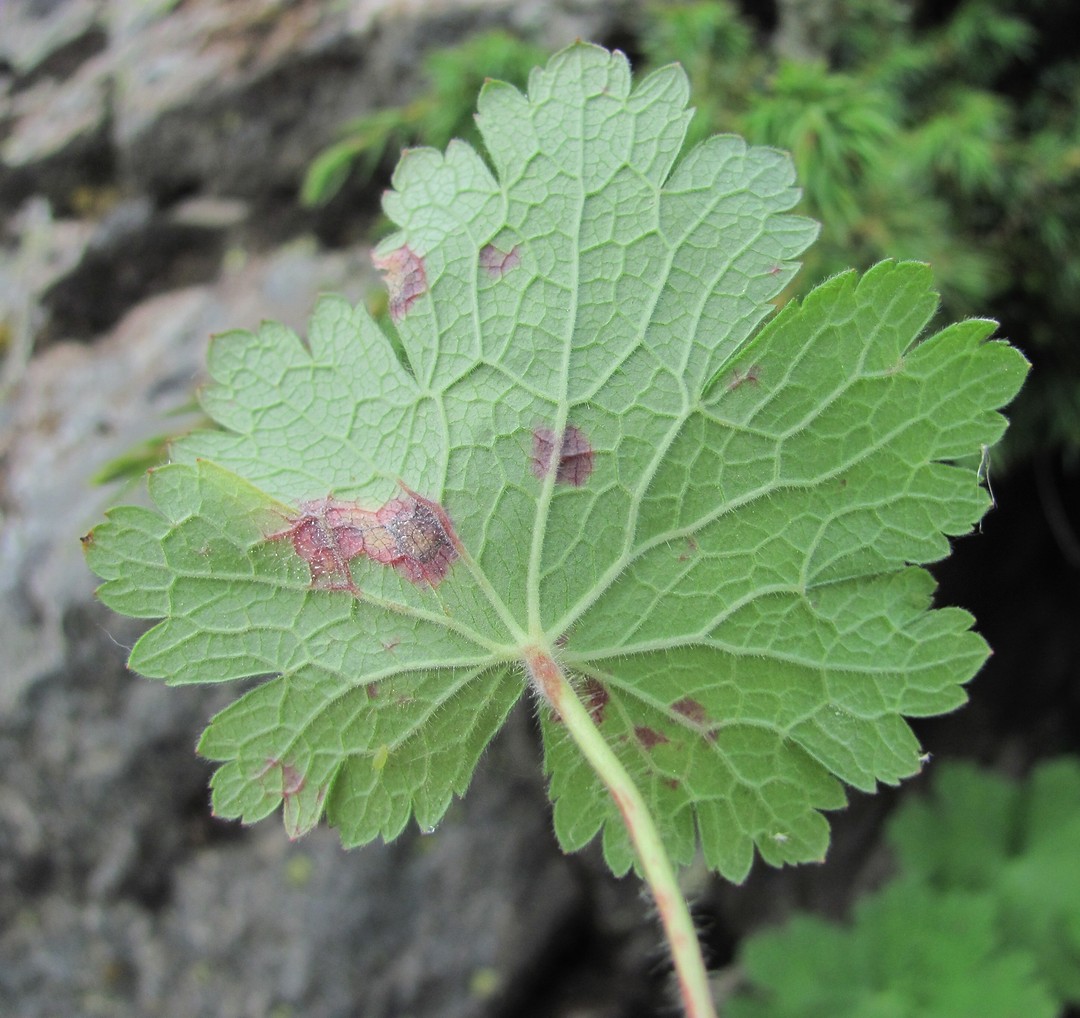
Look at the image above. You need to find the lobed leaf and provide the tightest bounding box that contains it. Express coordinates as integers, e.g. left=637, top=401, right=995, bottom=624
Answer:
left=85, top=44, right=1028, bottom=881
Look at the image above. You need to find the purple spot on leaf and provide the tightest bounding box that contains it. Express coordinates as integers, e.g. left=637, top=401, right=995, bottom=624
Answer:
left=479, top=243, right=521, bottom=277
left=531, top=424, right=594, bottom=486
left=671, top=697, right=720, bottom=741
left=677, top=537, right=699, bottom=562
left=372, top=245, right=427, bottom=322
left=270, top=483, right=459, bottom=591
left=280, top=762, right=305, bottom=796
left=257, top=757, right=306, bottom=796
left=371, top=484, right=459, bottom=586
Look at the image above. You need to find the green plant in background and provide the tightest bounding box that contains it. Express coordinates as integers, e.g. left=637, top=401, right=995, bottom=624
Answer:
left=634, top=0, right=762, bottom=147
left=730, top=758, right=1080, bottom=1016
left=730, top=879, right=1060, bottom=1018
left=86, top=44, right=1028, bottom=1017
left=639, top=0, right=1079, bottom=460
left=301, top=29, right=547, bottom=206
left=888, top=757, right=1080, bottom=1005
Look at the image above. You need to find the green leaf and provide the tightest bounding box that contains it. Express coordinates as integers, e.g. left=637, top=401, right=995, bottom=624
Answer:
left=728, top=879, right=1060, bottom=1018
left=84, top=44, right=1028, bottom=881
left=888, top=758, right=1080, bottom=1002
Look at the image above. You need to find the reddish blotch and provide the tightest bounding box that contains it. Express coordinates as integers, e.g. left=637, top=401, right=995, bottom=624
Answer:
left=479, top=243, right=521, bottom=277
left=372, top=244, right=427, bottom=322
left=256, top=757, right=305, bottom=795
left=271, top=483, right=459, bottom=591
left=532, top=424, right=594, bottom=486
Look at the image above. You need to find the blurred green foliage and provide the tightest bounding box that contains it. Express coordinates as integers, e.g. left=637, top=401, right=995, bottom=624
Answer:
left=729, top=758, right=1080, bottom=1017
left=888, top=757, right=1080, bottom=1004
left=301, top=30, right=546, bottom=206
left=304, top=0, right=1080, bottom=466
left=730, top=881, right=1059, bottom=1018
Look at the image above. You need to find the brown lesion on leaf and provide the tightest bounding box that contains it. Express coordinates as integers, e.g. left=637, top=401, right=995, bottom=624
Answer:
left=269, top=482, right=460, bottom=592
left=531, top=424, right=595, bottom=486
left=670, top=697, right=720, bottom=742
left=580, top=677, right=609, bottom=725
left=372, top=244, right=427, bottom=322
left=671, top=698, right=708, bottom=725
left=634, top=725, right=669, bottom=749
left=478, top=243, right=521, bottom=277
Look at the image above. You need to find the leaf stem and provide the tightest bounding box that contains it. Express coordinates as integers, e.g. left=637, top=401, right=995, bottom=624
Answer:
left=523, top=647, right=717, bottom=1018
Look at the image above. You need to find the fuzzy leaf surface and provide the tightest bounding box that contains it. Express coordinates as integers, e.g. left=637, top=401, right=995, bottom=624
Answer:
left=85, top=44, right=1028, bottom=881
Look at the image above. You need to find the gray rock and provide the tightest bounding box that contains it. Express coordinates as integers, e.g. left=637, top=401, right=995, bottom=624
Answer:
left=1, top=692, right=589, bottom=1018
left=0, top=241, right=374, bottom=712
left=0, top=0, right=106, bottom=78
left=0, top=49, right=111, bottom=171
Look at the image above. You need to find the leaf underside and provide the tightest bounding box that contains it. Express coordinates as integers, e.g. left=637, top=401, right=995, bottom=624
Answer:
left=85, top=44, right=1028, bottom=882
